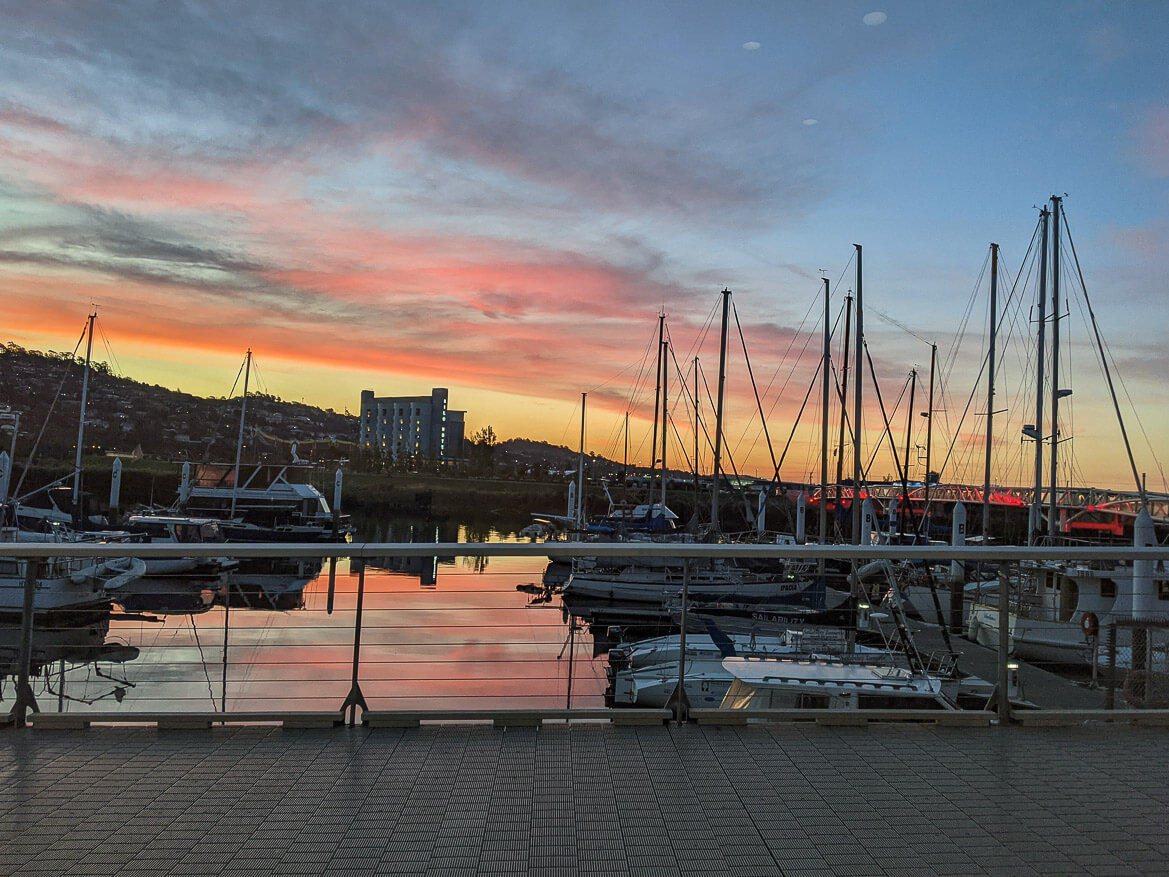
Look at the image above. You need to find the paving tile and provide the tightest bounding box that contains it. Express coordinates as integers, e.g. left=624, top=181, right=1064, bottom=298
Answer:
left=8, top=724, right=1169, bottom=876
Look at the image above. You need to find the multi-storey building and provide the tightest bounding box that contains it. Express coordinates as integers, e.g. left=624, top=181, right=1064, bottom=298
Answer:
left=358, top=388, right=465, bottom=462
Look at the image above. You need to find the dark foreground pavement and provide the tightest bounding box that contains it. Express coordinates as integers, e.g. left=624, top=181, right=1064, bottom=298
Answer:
left=2, top=722, right=1165, bottom=876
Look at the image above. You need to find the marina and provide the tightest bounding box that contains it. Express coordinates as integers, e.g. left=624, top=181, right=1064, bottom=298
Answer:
left=5, top=533, right=1169, bottom=877
left=4, top=2, right=1169, bottom=873
left=4, top=533, right=1166, bottom=723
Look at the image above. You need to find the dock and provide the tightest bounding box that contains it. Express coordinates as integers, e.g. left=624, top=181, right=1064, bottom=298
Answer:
left=4, top=720, right=1167, bottom=876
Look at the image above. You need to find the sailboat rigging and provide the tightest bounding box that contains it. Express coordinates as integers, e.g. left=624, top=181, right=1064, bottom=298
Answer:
left=71, top=312, right=96, bottom=526
left=230, top=349, right=252, bottom=520
left=709, top=289, right=730, bottom=532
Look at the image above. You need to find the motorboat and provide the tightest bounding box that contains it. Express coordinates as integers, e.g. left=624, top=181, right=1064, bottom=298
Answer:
left=607, top=629, right=887, bottom=709
left=175, top=462, right=351, bottom=541
left=720, top=654, right=961, bottom=710
left=120, top=513, right=238, bottom=579
left=0, top=529, right=145, bottom=614
left=966, top=559, right=1169, bottom=666
left=563, top=558, right=820, bottom=605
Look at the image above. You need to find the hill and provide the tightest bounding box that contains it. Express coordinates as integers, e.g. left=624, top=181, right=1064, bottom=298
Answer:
left=0, top=342, right=624, bottom=476
left=0, top=342, right=356, bottom=466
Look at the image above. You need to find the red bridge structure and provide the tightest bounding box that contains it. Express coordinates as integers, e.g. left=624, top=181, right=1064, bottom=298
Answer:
left=797, top=482, right=1169, bottom=541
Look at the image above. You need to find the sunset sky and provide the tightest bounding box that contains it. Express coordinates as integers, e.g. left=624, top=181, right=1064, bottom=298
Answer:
left=2, top=1, right=1166, bottom=491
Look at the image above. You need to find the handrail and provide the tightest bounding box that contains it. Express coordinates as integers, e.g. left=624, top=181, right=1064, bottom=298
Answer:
left=5, top=539, right=1169, bottom=730
left=2, top=541, right=1168, bottom=562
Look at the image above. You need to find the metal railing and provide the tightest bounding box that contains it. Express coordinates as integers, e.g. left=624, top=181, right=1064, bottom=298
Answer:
left=5, top=540, right=1169, bottom=729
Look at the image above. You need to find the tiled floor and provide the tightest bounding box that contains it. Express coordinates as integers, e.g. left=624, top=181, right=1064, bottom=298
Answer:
left=1, top=722, right=1166, bottom=875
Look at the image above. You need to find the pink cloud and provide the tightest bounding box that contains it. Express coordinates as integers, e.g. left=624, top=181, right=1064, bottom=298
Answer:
left=1135, top=105, right=1169, bottom=178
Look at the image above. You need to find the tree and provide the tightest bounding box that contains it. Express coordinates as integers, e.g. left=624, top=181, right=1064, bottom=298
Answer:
left=469, top=425, right=498, bottom=475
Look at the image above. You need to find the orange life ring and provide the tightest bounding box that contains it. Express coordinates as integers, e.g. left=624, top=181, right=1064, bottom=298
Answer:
left=1081, top=612, right=1099, bottom=638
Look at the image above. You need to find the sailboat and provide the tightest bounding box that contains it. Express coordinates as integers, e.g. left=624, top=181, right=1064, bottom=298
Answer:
left=158, top=350, right=351, bottom=542
left=7, top=314, right=111, bottom=533
left=563, top=556, right=823, bottom=605
left=1, top=316, right=148, bottom=612
left=716, top=581, right=969, bottom=711
left=606, top=625, right=885, bottom=708
left=964, top=197, right=1168, bottom=667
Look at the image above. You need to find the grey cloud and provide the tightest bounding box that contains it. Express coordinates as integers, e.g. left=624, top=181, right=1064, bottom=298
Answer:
left=0, top=1, right=842, bottom=222
left=0, top=196, right=352, bottom=319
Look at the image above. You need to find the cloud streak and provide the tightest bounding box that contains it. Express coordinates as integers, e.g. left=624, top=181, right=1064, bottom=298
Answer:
left=0, top=1, right=1166, bottom=488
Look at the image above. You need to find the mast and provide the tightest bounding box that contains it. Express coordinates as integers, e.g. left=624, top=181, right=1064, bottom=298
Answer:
left=693, top=356, right=700, bottom=505
left=834, top=292, right=853, bottom=492
left=819, top=277, right=830, bottom=563
left=709, top=289, right=731, bottom=532
left=650, top=312, right=664, bottom=501
left=982, top=243, right=998, bottom=543
left=1029, top=207, right=1050, bottom=545
left=230, top=349, right=252, bottom=519
left=72, top=312, right=96, bottom=524
left=901, top=368, right=917, bottom=540
left=577, top=392, right=586, bottom=528
left=852, top=244, right=864, bottom=544
left=920, top=343, right=936, bottom=537
left=622, top=411, right=629, bottom=504
left=1048, top=195, right=1064, bottom=538
left=660, top=338, right=668, bottom=513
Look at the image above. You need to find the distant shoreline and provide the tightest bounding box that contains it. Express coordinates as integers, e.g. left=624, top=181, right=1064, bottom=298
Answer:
left=19, top=457, right=573, bottom=528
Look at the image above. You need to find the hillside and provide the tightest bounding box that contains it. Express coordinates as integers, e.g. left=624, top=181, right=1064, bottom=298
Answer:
left=0, top=343, right=623, bottom=476
left=0, top=343, right=355, bottom=466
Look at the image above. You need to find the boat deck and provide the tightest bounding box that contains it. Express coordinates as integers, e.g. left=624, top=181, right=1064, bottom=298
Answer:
left=905, top=615, right=1109, bottom=709
left=3, top=720, right=1165, bottom=876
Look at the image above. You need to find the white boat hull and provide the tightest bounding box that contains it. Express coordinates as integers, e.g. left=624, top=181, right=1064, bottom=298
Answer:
left=0, top=556, right=145, bottom=614
left=966, top=602, right=1096, bottom=665
left=721, top=655, right=958, bottom=709
left=565, top=568, right=815, bottom=605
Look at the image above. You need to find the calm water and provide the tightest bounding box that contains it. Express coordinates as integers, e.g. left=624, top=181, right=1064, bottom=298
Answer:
left=6, top=519, right=610, bottom=714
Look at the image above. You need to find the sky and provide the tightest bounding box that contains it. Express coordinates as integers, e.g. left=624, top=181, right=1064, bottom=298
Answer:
left=1, top=0, right=1167, bottom=492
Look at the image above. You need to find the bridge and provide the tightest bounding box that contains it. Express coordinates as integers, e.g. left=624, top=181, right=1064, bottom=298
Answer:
left=795, top=482, right=1169, bottom=528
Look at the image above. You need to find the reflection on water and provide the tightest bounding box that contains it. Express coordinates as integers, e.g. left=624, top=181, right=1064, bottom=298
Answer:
left=115, top=576, right=221, bottom=615
left=5, top=516, right=604, bottom=714
left=0, top=611, right=140, bottom=709
left=225, top=557, right=324, bottom=610
left=355, top=515, right=495, bottom=582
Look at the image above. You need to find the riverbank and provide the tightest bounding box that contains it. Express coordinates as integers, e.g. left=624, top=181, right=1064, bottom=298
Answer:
left=19, top=457, right=574, bottom=525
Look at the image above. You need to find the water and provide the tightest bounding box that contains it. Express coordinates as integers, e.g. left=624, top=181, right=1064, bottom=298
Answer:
left=5, top=520, right=609, bottom=715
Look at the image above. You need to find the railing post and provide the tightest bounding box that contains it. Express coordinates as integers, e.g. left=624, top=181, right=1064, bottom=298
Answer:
left=565, top=615, right=576, bottom=709
left=326, top=556, right=337, bottom=615
left=1105, top=623, right=1117, bottom=709
left=994, top=566, right=1012, bottom=723
left=11, top=558, right=41, bottom=727
left=221, top=586, right=231, bottom=713
left=672, top=558, right=691, bottom=724
left=341, top=557, right=368, bottom=725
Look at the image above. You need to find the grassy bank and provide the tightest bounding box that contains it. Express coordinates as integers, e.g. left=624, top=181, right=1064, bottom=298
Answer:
left=17, top=456, right=571, bottom=526
left=340, top=471, right=569, bottom=522
left=23, top=457, right=764, bottom=534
